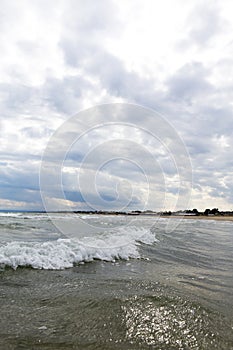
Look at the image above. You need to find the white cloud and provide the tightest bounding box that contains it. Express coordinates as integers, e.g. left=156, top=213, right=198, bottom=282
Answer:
left=1, top=0, right=233, bottom=211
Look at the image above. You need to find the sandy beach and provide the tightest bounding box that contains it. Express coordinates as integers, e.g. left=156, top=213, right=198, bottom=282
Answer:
left=162, top=215, right=233, bottom=222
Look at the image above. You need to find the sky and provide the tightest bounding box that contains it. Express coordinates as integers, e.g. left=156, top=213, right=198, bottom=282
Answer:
left=1, top=0, right=233, bottom=212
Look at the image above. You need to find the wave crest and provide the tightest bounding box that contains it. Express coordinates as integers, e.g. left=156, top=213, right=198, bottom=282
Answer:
left=0, top=227, right=157, bottom=270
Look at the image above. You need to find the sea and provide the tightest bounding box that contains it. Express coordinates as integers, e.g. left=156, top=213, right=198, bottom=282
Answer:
left=0, top=212, right=232, bottom=350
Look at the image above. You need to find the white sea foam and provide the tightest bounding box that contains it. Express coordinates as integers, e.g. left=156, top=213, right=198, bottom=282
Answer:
left=0, top=227, right=157, bottom=270
left=0, top=212, right=22, bottom=218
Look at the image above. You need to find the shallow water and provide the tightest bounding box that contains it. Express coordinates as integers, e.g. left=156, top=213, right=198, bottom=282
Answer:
left=0, top=213, right=232, bottom=349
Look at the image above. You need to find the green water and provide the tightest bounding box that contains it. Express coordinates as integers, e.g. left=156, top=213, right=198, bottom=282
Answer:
left=0, top=260, right=232, bottom=350
left=0, top=214, right=233, bottom=349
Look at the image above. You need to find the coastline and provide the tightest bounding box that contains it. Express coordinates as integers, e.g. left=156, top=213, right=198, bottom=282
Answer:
left=1, top=210, right=233, bottom=222
left=161, top=215, right=233, bottom=222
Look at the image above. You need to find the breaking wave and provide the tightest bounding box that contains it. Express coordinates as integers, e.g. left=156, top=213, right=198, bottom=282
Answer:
left=0, top=227, right=157, bottom=270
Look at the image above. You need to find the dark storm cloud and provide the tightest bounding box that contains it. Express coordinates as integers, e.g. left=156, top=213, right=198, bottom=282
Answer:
left=0, top=162, right=39, bottom=192
left=0, top=161, right=43, bottom=208
left=0, top=186, right=41, bottom=204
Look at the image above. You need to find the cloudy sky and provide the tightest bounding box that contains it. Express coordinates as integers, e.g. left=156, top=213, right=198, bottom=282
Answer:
left=1, top=0, right=233, bottom=212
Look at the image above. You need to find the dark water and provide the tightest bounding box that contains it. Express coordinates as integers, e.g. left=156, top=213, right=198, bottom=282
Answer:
left=0, top=213, right=232, bottom=349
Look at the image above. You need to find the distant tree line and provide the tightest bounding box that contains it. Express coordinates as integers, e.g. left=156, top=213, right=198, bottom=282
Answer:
left=70, top=208, right=233, bottom=216
left=184, top=208, right=233, bottom=216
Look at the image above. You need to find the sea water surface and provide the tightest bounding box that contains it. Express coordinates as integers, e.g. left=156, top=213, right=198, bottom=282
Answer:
left=0, top=212, right=232, bottom=349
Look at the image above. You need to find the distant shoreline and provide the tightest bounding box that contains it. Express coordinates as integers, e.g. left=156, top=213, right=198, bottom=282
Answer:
left=161, top=215, right=233, bottom=222
left=1, top=210, right=233, bottom=222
